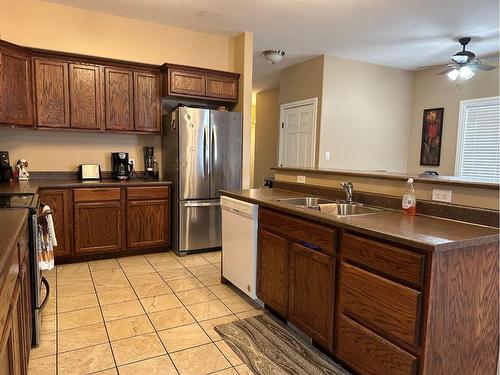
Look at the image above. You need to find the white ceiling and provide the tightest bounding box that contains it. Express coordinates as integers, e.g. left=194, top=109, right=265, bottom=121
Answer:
left=44, top=0, right=500, bottom=92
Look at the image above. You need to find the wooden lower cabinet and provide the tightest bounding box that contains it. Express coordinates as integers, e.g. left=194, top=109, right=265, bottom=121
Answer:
left=126, top=199, right=169, bottom=248
left=256, top=229, right=289, bottom=316
left=38, top=189, right=72, bottom=257
left=288, top=242, right=335, bottom=351
left=74, top=201, right=123, bottom=254
left=338, top=315, right=417, bottom=375
left=0, top=284, right=23, bottom=375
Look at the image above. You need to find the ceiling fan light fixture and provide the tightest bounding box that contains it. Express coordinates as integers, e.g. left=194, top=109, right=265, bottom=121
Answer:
left=451, top=53, right=469, bottom=64
left=447, top=68, right=459, bottom=80
left=262, top=49, right=285, bottom=64
left=459, top=66, right=475, bottom=80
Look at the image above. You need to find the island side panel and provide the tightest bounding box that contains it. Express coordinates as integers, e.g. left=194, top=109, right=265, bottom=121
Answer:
left=423, top=242, right=499, bottom=375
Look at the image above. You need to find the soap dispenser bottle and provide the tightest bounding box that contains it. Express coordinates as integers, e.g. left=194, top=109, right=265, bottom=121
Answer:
left=402, top=178, right=416, bottom=216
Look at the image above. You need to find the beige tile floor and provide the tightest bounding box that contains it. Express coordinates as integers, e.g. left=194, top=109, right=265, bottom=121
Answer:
left=29, top=250, right=262, bottom=375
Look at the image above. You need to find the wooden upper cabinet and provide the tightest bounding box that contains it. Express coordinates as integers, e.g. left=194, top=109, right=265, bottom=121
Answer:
left=104, top=67, right=134, bottom=131
left=206, top=75, right=238, bottom=101
left=134, top=71, right=160, bottom=133
left=170, top=69, right=206, bottom=97
left=162, top=64, right=239, bottom=104
left=69, top=63, right=102, bottom=130
left=34, top=58, right=70, bottom=128
left=0, top=46, right=33, bottom=126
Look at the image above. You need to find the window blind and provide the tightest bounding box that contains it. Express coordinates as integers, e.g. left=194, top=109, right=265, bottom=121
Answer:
left=457, top=97, right=500, bottom=182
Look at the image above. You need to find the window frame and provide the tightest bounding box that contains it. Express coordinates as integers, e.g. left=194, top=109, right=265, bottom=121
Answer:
left=454, top=96, right=500, bottom=180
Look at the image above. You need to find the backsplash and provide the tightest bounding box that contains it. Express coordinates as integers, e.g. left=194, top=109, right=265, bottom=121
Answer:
left=0, top=127, right=161, bottom=173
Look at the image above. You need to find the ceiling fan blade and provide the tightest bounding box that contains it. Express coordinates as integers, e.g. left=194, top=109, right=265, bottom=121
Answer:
left=438, top=67, right=456, bottom=75
left=469, top=62, right=496, bottom=71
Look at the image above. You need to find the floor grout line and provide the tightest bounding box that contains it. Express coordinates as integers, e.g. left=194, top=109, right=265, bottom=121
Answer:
left=34, top=251, right=256, bottom=375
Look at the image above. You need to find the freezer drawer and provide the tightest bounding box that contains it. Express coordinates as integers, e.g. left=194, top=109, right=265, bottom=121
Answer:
left=179, top=200, right=221, bottom=252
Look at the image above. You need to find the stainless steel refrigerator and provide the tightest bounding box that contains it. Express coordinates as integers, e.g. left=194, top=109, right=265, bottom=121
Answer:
left=162, top=106, right=243, bottom=255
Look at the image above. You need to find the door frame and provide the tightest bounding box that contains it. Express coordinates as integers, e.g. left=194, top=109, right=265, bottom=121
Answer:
left=278, top=97, right=318, bottom=167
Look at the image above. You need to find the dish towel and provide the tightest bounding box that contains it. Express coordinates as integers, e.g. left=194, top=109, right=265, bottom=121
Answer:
left=38, top=205, right=56, bottom=271
left=319, top=203, right=338, bottom=215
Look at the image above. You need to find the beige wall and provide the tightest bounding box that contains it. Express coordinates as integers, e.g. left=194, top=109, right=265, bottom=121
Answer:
left=275, top=171, right=499, bottom=210
left=0, top=0, right=234, bottom=70
left=0, top=127, right=161, bottom=172
left=319, top=55, right=413, bottom=173
left=407, top=61, right=500, bottom=175
left=254, top=88, right=280, bottom=187
left=279, top=56, right=324, bottom=165
left=233, top=32, right=254, bottom=189
left=0, top=0, right=252, bottom=176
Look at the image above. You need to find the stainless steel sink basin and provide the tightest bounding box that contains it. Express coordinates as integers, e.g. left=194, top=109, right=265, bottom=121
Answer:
left=276, top=197, right=336, bottom=208
left=333, top=203, right=385, bottom=215
left=277, top=197, right=387, bottom=216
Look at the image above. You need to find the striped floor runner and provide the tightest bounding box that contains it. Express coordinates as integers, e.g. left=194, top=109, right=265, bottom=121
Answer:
left=215, top=314, right=351, bottom=375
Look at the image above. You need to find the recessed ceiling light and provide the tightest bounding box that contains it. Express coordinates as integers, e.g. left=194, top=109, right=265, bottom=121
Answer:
left=262, top=49, right=285, bottom=64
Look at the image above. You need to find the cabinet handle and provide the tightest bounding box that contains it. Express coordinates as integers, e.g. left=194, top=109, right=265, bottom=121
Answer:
left=300, top=241, right=321, bottom=251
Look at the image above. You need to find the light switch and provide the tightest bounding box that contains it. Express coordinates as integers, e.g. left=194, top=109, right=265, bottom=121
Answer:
left=297, top=175, right=306, bottom=183
left=432, top=189, right=452, bottom=203
left=325, top=151, right=331, bottom=161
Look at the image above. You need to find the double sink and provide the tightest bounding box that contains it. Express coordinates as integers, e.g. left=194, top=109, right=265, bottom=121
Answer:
left=277, top=197, right=388, bottom=216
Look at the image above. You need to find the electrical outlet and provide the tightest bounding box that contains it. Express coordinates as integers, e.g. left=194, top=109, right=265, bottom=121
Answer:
left=297, top=175, right=306, bottom=183
left=432, top=189, right=452, bottom=203
left=325, top=151, right=331, bottom=161
left=129, top=159, right=135, bottom=169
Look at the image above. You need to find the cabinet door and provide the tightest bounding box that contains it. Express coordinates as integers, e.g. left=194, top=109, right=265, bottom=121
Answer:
left=74, top=201, right=123, bottom=254
left=104, top=67, right=134, bottom=131
left=288, top=242, right=335, bottom=350
left=0, top=285, right=23, bottom=375
left=126, top=200, right=169, bottom=249
left=69, top=63, right=102, bottom=130
left=134, top=71, right=160, bottom=132
left=257, top=229, right=289, bottom=317
left=34, top=59, right=70, bottom=128
left=206, top=75, right=238, bottom=101
left=39, top=189, right=72, bottom=257
left=0, top=47, right=33, bottom=126
left=19, top=260, right=31, bottom=364
left=169, top=69, right=206, bottom=97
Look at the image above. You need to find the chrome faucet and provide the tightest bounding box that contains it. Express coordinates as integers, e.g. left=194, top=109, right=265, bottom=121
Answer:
left=341, top=181, right=353, bottom=202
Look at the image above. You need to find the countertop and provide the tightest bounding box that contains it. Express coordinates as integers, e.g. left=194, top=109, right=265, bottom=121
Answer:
left=0, top=209, right=28, bottom=286
left=273, top=166, right=500, bottom=190
left=221, top=188, right=499, bottom=252
left=0, top=178, right=172, bottom=195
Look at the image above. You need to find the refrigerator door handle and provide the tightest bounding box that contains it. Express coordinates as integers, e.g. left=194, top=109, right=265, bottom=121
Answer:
left=203, top=126, right=208, bottom=178
left=184, top=201, right=221, bottom=207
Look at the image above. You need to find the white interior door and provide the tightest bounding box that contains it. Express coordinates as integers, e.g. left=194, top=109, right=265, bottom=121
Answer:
left=279, top=98, right=317, bottom=167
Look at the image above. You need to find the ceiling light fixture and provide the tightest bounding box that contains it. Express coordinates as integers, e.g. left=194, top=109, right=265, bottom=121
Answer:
left=262, top=49, right=285, bottom=64
left=447, top=66, right=475, bottom=81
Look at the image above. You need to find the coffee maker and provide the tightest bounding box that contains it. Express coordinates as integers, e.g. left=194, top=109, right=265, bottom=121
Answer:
left=111, top=152, right=131, bottom=180
left=143, top=146, right=155, bottom=179
left=0, top=151, right=13, bottom=182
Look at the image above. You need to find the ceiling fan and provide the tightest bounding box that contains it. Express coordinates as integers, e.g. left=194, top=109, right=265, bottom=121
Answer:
left=439, top=37, right=496, bottom=80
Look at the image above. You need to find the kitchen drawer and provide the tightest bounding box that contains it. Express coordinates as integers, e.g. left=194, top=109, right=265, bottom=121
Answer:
left=338, top=315, right=418, bottom=375
left=74, top=188, right=121, bottom=202
left=343, top=233, right=425, bottom=287
left=259, top=208, right=336, bottom=256
left=340, top=263, right=421, bottom=348
left=127, top=186, right=169, bottom=200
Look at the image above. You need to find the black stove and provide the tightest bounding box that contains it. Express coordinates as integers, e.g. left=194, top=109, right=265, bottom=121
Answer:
left=0, top=193, right=37, bottom=208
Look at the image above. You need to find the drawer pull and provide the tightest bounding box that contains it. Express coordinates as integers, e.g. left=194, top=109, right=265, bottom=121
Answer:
left=300, top=241, right=321, bottom=251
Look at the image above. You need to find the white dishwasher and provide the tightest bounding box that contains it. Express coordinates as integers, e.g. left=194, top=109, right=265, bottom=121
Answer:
left=221, top=196, right=258, bottom=299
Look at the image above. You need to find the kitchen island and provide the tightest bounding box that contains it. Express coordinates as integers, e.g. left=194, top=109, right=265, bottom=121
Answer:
left=221, top=188, right=499, bottom=375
